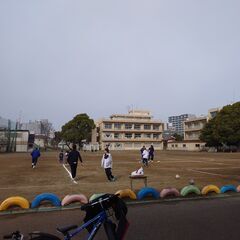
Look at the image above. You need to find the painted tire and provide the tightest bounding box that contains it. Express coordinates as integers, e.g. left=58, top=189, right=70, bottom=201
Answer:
left=180, top=185, right=201, bottom=197
left=31, top=193, right=61, bottom=208
left=89, top=193, right=105, bottom=202
left=0, top=196, right=30, bottom=211
left=237, top=185, right=240, bottom=193
left=160, top=188, right=180, bottom=198
left=220, top=185, right=237, bottom=193
left=201, top=185, right=220, bottom=195
left=115, top=189, right=137, bottom=200
left=137, top=187, right=160, bottom=200
left=61, top=194, right=88, bottom=206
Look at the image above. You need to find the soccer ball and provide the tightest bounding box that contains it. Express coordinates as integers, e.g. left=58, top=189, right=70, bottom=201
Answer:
left=175, top=174, right=180, bottom=179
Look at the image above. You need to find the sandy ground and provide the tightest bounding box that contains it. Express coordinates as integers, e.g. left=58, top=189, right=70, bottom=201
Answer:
left=0, top=150, right=240, bottom=203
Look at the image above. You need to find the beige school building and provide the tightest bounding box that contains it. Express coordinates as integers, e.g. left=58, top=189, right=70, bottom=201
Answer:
left=97, top=110, right=164, bottom=150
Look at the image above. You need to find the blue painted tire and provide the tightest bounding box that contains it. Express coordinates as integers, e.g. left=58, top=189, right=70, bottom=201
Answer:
left=220, top=185, right=237, bottom=193
left=31, top=193, right=61, bottom=208
left=137, top=187, right=160, bottom=200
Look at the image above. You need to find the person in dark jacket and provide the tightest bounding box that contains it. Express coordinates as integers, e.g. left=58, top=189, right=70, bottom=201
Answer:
left=67, top=144, right=83, bottom=180
left=31, top=148, right=41, bottom=168
left=149, top=144, right=155, bottom=161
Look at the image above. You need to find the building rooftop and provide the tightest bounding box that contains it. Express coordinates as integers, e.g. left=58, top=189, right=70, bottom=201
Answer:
left=110, top=110, right=152, bottom=120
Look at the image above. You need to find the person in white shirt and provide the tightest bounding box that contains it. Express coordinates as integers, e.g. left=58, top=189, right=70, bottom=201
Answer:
left=101, top=148, right=116, bottom=181
left=142, top=146, right=149, bottom=166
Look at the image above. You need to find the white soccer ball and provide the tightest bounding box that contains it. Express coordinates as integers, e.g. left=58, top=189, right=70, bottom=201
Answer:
left=175, top=174, right=180, bottom=179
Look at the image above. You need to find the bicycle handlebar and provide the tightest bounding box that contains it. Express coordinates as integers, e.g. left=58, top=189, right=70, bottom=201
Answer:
left=80, top=194, right=119, bottom=211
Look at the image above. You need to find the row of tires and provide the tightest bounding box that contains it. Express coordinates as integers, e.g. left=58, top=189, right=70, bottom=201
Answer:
left=0, top=184, right=239, bottom=211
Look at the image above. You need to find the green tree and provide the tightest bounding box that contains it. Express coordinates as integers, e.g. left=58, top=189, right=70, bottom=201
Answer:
left=61, top=113, right=95, bottom=148
left=173, top=133, right=184, bottom=141
left=200, top=102, right=240, bottom=150
left=51, top=131, right=62, bottom=148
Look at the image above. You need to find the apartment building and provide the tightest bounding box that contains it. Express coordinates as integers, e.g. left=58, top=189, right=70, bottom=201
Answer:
left=97, top=110, right=164, bottom=150
left=184, top=108, right=221, bottom=141
left=168, top=114, right=195, bottom=136
left=169, top=107, right=221, bottom=151
left=184, top=116, right=207, bottom=141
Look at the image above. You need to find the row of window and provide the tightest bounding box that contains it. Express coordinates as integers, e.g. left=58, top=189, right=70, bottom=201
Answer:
left=104, top=123, right=160, bottom=130
left=104, top=133, right=160, bottom=139
left=171, top=144, right=200, bottom=148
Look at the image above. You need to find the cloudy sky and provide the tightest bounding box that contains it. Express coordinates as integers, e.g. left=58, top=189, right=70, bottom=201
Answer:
left=0, top=0, right=240, bottom=130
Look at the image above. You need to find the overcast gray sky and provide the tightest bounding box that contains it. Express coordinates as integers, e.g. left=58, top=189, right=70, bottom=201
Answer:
left=0, top=0, right=240, bottom=130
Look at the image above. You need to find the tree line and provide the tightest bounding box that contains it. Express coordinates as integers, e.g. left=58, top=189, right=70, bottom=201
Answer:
left=200, top=101, right=240, bottom=151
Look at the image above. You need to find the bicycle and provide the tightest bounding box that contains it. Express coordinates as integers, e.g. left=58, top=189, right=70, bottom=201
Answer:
left=3, top=194, right=129, bottom=240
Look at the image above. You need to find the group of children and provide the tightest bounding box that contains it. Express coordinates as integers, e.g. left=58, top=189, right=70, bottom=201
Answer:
left=58, top=147, right=116, bottom=182
left=56, top=144, right=155, bottom=182
left=140, top=144, right=155, bottom=167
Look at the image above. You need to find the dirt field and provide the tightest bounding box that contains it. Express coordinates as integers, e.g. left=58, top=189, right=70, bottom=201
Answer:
left=0, top=150, right=240, bottom=203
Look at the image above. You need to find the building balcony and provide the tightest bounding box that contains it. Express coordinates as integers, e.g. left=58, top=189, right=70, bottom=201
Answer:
left=102, top=129, right=163, bottom=133
left=101, top=138, right=162, bottom=142
left=184, top=127, right=203, bottom=132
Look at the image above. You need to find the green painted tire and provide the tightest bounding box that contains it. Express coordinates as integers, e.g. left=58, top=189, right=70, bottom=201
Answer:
left=180, top=185, right=201, bottom=197
left=89, top=193, right=105, bottom=202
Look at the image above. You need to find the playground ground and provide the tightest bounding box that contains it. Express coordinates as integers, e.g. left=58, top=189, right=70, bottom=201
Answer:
left=0, top=150, right=240, bottom=203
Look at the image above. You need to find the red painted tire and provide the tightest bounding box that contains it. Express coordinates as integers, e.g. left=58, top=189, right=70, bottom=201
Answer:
left=61, top=194, right=88, bottom=206
left=160, top=188, right=180, bottom=198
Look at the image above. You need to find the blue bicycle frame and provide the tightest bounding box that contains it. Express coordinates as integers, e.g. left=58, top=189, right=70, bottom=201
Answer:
left=63, top=210, right=109, bottom=240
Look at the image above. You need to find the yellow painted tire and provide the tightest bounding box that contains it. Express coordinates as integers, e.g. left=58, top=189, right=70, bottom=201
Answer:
left=0, top=196, right=30, bottom=211
left=115, top=189, right=137, bottom=200
left=201, top=185, right=220, bottom=195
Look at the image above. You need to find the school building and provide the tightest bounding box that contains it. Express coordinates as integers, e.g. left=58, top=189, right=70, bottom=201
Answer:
left=96, top=110, right=164, bottom=150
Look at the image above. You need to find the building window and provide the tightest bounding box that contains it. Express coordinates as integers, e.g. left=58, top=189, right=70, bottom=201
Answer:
left=195, top=144, right=200, bottom=147
left=143, top=133, right=151, bottom=138
left=134, top=124, right=141, bottom=130
left=104, top=133, right=112, bottom=138
left=153, top=124, right=160, bottom=130
left=125, top=123, right=132, bottom=129
left=114, top=123, right=121, bottom=129
left=104, top=123, right=112, bottom=129
left=125, top=133, right=132, bottom=139
left=175, top=144, right=178, bottom=147
left=114, top=133, right=119, bottom=139
left=134, top=133, right=141, bottom=139
left=183, top=144, right=186, bottom=148
left=144, top=124, right=151, bottom=130
left=115, top=143, right=122, bottom=148
left=172, top=144, right=174, bottom=147
left=153, top=134, right=159, bottom=139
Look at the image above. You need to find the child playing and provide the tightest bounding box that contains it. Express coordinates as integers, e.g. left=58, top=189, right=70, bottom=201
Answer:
left=101, top=148, right=116, bottom=182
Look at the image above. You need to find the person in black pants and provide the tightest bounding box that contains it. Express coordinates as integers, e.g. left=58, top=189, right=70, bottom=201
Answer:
left=67, top=144, right=83, bottom=180
left=149, top=144, right=155, bottom=161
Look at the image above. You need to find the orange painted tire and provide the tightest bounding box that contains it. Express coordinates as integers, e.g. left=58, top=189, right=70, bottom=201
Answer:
left=61, top=194, right=88, bottom=206
left=0, top=196, right=30, bottom=211
left=115, top=189, right=137, bottom=200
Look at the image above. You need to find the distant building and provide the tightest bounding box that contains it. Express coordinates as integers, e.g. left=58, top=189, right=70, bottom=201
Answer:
left=20, top=119, right=54, bottom=148
left=0, top=117, right=16, bottom=130
left=0, top=130, right=29, bottom=152
left=97, top=110, right=164, bottom=150
left=168, top=114, right=195, bottom=136
left=20, top=120, right=43, bottom=134
left=184, top=116, right=207, bottom=141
